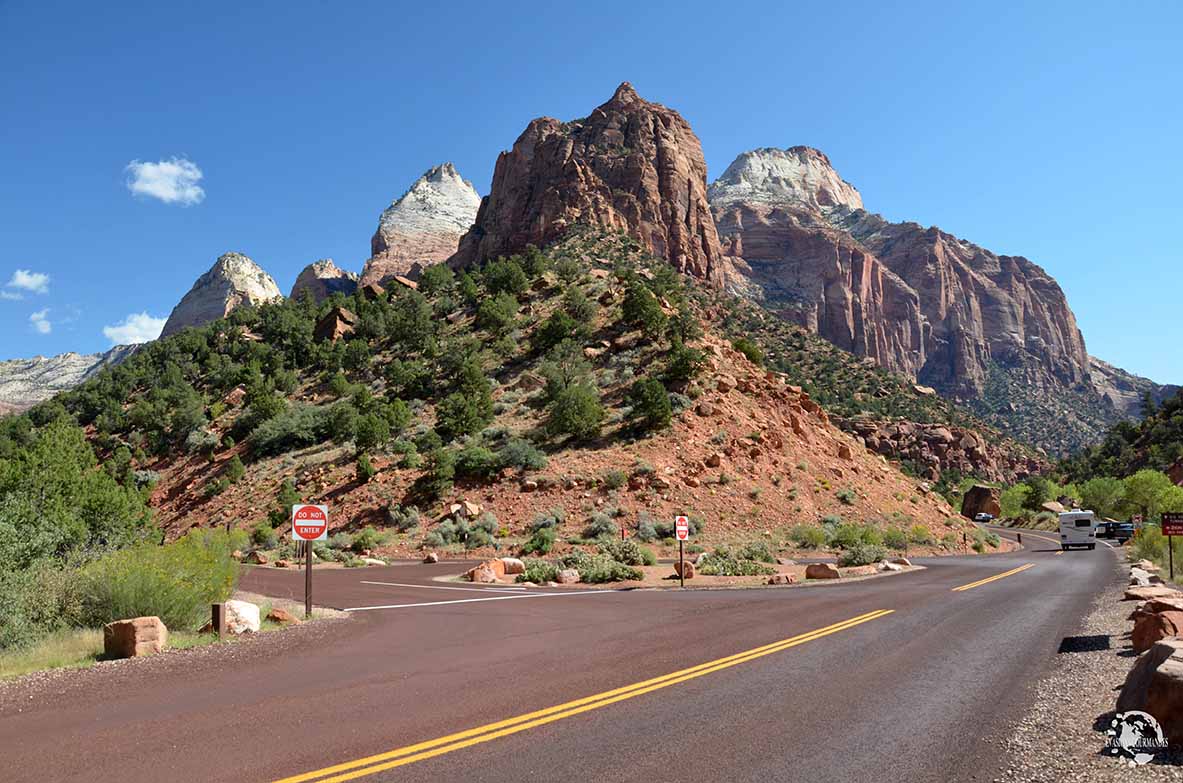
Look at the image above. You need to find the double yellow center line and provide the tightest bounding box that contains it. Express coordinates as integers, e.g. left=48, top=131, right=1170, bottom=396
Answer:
left=274, top=609, right=894, bottom=783
left=952, top=562, right=1036, bottom=592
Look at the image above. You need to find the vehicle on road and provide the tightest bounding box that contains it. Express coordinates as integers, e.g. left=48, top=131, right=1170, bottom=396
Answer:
left=1096, top=521, right=1135, bottom=542
left=973, top=512, right=995, bottom=522
left=1059, top=509, right=1098, bottom=550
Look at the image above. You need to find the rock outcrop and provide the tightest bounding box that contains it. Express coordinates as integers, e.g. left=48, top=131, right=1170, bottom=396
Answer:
left=290, top=258, right=357, bottom=302
left=1089, top=355, right=1179, bottom=418
left=161, top=252, right=282, bottom=337
left=452, top=82, right=729, bottom=284
left=0, top=344, right=138, bottom=414
left=960, top=485, right=1001, bottom=519
left=360, top=163, right=480, bottom=287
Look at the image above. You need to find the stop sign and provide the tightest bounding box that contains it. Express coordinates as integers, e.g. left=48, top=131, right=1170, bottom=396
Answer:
left=291, top=504, right=329, bottom=541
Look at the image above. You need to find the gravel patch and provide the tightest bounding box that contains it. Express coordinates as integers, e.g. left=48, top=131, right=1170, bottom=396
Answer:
left=997, top=557, right=1183, bottom=781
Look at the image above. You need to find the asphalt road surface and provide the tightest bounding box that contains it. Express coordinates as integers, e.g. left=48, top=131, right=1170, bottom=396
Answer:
left=0, top=528, right=1120, bottom=783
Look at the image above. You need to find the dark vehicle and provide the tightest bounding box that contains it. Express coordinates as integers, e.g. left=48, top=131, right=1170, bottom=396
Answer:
left=1097, top=521, right=1135, bottom=542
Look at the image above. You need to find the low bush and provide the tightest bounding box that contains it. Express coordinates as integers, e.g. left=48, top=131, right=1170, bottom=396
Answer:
left=597, top=539, right=655, bottom=566
left=737, top=540, right=776, bottom=564
left=559, top=551, right=642, bottom=583
left=582, top=512, right=617, bottom=540
left=602, top=470, right=627, bottom=490
left=883, top=526, right=908, bottom=550
left=521, top=527, right=556, bottom=555
left=788, top=525, right=827, bottom=549
left=250, top=521, right=278, bottom=549
left=454, top=444, right=501, bottom=481
left=697, top=551, right=775, bottom=577
left=249, top=404, right=329, bottom=456
left=351, top=526, right=385, bottom=553
left=517, top=558, right=560, bottom=584
left=838, top=543, right=886, bottom=567
left=386, top=505, right=421, bottom=532
left=72, top=529, right=240, bottom=632
left=908, top=524, right=934, bottom=545
left=836, top=488, right=857, bottom=505
left=499, top=438, right=548, bottom=472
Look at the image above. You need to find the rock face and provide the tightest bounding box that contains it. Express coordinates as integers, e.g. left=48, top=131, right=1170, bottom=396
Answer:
left=452, top=82, right=729, bottom=284
left=0, top=344, right=138, bottom=414
left=161, top=252, right=282, bottom=337
left=360, top=163, right=480, bottom=287
left=290, top=259, right=357, bottom=302
left=1118, top=639, right=1183, bottom=748
left=960, top=485, right=1001, bottom=519
left=1089, top=355, right=1179, bottom=418
left=710, top=146, right=1170, bottom=454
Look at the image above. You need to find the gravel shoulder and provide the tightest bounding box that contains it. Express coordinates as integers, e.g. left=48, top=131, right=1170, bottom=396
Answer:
left=995, top=555, right=1183, bottom=781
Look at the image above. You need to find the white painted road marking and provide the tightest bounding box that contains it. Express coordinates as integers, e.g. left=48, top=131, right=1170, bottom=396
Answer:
left=343, top=590, right=620, bottom=612
left=360, top=580, right=527, bottom=595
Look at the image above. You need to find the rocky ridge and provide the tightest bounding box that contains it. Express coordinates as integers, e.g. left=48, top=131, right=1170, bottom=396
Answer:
left=161, top=252, right=282, bottom=337
left=290, top=259, right=358, bottom=303
left=360, top=163, right=480, bottom=287
left=452, top=82, right=729, bottom=284
left=0, top=345, right=138, bottom=414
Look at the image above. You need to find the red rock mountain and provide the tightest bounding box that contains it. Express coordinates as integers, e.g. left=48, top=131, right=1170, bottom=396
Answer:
left=711, top=146, right=1091, bottom=399
left=452, top=83, right=729, bottom=284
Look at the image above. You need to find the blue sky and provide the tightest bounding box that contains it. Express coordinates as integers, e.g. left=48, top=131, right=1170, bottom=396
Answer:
left=1, top=1, right=1179, bottom=382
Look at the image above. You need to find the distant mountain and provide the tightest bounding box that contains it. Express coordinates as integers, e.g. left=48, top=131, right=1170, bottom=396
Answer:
left=360, top=163, right=480, bottom=287
left=0, top=345, right=138, bottom=414
left=290, top=258, right=357, bottom=303
left=161, top=252, right=282, bottom=337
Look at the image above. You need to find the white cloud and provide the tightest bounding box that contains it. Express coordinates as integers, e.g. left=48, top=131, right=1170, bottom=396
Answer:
left=125, top=157, right=205, bottom=206
left=7, top=269, right=49, bottom=295
left=102, top=311, right=166, bottom=345
left=0, top=290, right=24, bottom=301
left=29, top=308, right=51, bottom=334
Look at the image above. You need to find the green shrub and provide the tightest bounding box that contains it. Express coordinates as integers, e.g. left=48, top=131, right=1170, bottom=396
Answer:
left=908, top=524, right=934, bottom=545
left=697, top=552, right=775, bottom=576
left=250, top=522, right=278, bottom=549
left=517, top=558, right=560, bottom=584
left=521, top=527, right=556, bottom=555
left=788, top=525, right=827, bottom=549
left=583, top=512, right=617, bottom=540
left=72, top=529, right=240, bottom=632
left=476, top=292, right=519, bottom=334
left=602, top=470, right=627, bottom=489
left=533, top=311, right=587, bottom=353
left=225, top=455, right=246, bottom=483
left=327, top=532, right=353, bottom=551
left=352, top=526, right=385, bottom=553
left=483, top=257, right=528, bottom=296
left=737, top=540, right=776, bottom=563
left=454, top=444, right=501, bottom=481
left=598, top=539, right=655, bottom=566
left=836, top=488, right=857, bottom=505
left=620, top=281, right=666, bottom=338
left=356, top=453, right=377, bottom=483
left=628, top=378, right=672, bottom=432
left=838, top=543, right=886, bottom=567
left=883, top=526, right=908, bottom=550
left=0, top=564, right=79, bottom=650
left=496, top=438, right=545, bottom=472
left=731, top=337, right=764, bottom=367
left=386, top=505, right=421, bottom=532
left=559, top=551, right=642, bottom=583
left=546, top=384, right=604, bottom=440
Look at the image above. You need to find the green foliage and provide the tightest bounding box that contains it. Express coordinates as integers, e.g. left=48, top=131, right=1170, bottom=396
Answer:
left=250, top=521, right=278, bottom=549
left=628, top=378, right=672, bottom=432
left=73, top=529, right=240, bottom=632
left=999, top=484, right=1030, bottom=519
left=836, top=488, right=857, bottom=505
left=356, top=453, right=377, bottom=483
left=521, top=526, right=556, bottom=555
left=419, top=448, right=456, bottom=500
left=620, top=280, right=666, bottom=338
left=418, top=264, right=454, bottom=297
left=1080, top=476, right=1127, bottom=520
left=582, top=512, right=617, bottom=540
left=351, top=526, right=385, bottom=553
left=249, top=404, right=329, bottom=456
left=697, top=550, right=776, bottom=576
left=559, top=551, right=642, bottom=583
left=454, top=444, right=501, bottom=481
left=838, top=543, right=887, bottom=567
left=268, top=479, right=301, bottom=527
left=662, top=340, right=706, bottom=384
left=533, top=310, right=587, bottom=353
left=602, top=470, right=627, bottom=489
left=483, top=257, right=529, bottom=296
left=498, top=438, right=548, bottom=472
left=908, top=524, right=934, bottom=545
left=423, top=513, right=497, bottom=550
left=517, top=558, right=560, bottom=584
left=597, top=539, right=655, bottom=566
left=731, top=337, right=764, bottom=367
left=0, top=563, right=79, bottom=650
left=561, top=286, right=597, bottom=322
left=354, top=413, right=391, bottom=454
left=476, top=292, right=519, bottom=334
left=224, top=455, right=245, bottom=483
left=737, top=540, right=776, bottom=563
left=435, top=358, right=494, bottom=442
left=788, top=524, right=827, bottom=549
left=546, top=383, right=604, bottom=440
left=883, top=526, right=908, bottom=550
left=522, top=245, right=550, bottom=278
left=386, top=505, right=421, bottom=532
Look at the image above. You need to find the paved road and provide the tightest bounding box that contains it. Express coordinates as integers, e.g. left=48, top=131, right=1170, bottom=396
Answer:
left=0, top=535, right=1119, bottom=783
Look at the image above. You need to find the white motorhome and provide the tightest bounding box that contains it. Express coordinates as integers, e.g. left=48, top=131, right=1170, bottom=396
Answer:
left=1059, top=509, right=1097, bottom=550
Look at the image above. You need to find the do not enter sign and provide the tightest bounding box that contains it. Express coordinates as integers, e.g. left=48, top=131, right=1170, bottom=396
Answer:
left=291, top=504, right=329, bottom=541
left=675, top=515, right=690, bottom=541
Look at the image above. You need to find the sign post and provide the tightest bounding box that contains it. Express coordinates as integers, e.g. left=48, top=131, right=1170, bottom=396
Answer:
left=291, top=504, right=329, bottom=619
left=675, top=515, right=690, bottom=588
left=1162, top=513, right=1183, bottom=582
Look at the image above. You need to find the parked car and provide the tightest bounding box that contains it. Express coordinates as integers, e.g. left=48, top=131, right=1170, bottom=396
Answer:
left=973, top=512, right=995, bottom=522
left=1097, top=521, right=1135, bottom=542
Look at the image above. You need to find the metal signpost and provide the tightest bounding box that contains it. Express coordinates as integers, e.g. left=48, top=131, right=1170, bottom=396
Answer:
left=291, top=504, right=329, bottom=618
left=675, top=515, right=690, bottom=588
left=1162, top=513, right=1183, bottom=581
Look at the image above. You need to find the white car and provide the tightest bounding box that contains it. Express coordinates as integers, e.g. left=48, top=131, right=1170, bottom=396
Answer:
left=973, top=512, right=995, bottom=522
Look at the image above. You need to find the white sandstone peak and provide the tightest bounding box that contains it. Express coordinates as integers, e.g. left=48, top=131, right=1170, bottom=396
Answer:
left=161, top=252, right=282, bottom=337
left=377, top=163, right=481, bottom=238
left=709, top=147, right=863, bottom=212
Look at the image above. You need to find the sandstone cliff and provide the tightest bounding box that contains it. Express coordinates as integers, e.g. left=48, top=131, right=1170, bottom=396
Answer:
left=1089, top=356, right=1179, bottom=418
left=360, top=163, right=480, bottom=286
left=161, top=252, right=282, bottom=337
left=290, top=258, right=357, bottom=303
left=452, top=83, right=729, bottom=283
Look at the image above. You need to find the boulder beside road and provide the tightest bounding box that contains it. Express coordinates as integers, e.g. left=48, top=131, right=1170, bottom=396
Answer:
left=104, top=616, right=168, bottom=659
left=224, top=600, right=261, bottom=634
left=805, top=563, right=840, bottom=580
left=1119, top=639, right=1183, bottom=746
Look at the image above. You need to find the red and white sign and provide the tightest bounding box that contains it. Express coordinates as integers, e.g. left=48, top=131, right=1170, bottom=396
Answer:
left=674, top=515, right=690, bottom=541
left=1163, top=513, right=1183, bottom=537
left=291, top=504, right=329, bottom=541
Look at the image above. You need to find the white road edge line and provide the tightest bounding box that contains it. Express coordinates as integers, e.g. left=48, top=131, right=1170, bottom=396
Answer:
left=343, top=590, right=621, bottom=612
left=359, top=580, right=527, bottom=595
